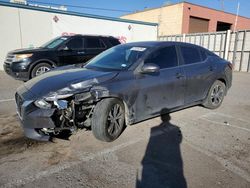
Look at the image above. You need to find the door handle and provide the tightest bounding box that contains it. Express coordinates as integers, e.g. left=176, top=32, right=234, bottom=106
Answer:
left=77, top=51, right=85, bottom=55
left=176, top=73, right=184, bottom=79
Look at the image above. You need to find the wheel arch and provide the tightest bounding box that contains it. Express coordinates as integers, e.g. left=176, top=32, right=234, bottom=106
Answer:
left=217, top=77, right=228, bottom=95
left=29, top=59, right=57, bottom=78
left=97, top=96, right=131, bottom=126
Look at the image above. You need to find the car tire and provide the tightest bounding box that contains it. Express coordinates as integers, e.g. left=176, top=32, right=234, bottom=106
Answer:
left=92, top=98, right=125, bottom=142
left=203, top=80, right=226, bottom=109
left=31, top=63, right=52, bottom=78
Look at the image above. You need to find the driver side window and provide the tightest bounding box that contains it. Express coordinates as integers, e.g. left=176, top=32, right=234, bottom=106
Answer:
left=145, top=46, right=178, bottom=69
left=66, top=37, right=84, bottom=50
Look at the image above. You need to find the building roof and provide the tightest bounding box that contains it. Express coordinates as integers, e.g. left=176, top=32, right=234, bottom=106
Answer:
left=0, top=1, right=158, bottom=26
left=122, top=1, right=250, bottom=20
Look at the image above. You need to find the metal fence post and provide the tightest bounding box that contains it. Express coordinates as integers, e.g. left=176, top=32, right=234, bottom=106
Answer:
left=232, top=31, right=239, bottom=66
left=239, top=30, right=246, bottom=71
left=182, top=33, right=186, bottom=42
left=224, top=30, right=231, bottom=60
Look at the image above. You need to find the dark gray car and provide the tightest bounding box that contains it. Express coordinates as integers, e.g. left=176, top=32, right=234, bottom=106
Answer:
left=15, top=41, right=232, bottom=142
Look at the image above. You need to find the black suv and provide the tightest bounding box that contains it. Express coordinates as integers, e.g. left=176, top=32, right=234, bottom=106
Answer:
left=3, top=35, right=120, bottom=81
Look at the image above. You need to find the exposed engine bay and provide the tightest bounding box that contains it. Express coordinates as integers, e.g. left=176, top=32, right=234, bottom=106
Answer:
left=39, top=92, right=99, bottom=137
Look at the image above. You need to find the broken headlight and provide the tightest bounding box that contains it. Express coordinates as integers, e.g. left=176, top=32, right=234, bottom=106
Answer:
left=34, top=99, right=52, bottom=109
left=44, top=89, right=74, bottom=101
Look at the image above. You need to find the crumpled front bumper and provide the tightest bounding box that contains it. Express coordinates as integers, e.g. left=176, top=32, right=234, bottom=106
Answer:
left=17, top=99, right=56, bottom=141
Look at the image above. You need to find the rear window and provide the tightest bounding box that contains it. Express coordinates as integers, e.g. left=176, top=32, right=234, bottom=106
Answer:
left=108, top=38, right=120, bottom=46
left=180, top=46, right=202, bottom=65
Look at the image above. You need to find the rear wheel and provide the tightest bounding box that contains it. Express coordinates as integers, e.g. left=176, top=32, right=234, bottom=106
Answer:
left=31, top=63, right=52, bottom=78
left=203, top=80, right=226, bottom=109
left=92, top=98, right=125, bottom=142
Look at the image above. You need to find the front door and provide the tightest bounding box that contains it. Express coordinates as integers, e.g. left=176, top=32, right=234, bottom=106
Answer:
left=58, top=36, right=85, bottom=66
left=135, top=45, right=185, bottom=121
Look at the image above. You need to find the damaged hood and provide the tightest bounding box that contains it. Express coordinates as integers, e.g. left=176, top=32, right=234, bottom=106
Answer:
left=23, top=67, right=118, bottom=98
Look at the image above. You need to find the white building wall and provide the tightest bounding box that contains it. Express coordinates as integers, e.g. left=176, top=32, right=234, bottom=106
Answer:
left=0, top=6, right=22, bottom=69
left=19, top=8, right=53, bottom=48
left=0, top=4, right=157, bottom=70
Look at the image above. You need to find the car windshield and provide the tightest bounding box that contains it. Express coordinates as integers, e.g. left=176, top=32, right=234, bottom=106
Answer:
left=41, top=36, right=69, bottom=49
left=85, top=45, right=149, bottom=71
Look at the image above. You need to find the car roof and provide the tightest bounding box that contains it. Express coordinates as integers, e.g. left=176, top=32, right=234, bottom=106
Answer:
left=72, top=34, right=117, bottom=38
left=125, top=41, right=203, bottom=48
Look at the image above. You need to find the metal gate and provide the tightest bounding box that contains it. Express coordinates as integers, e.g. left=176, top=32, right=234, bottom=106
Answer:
left=158, top=30, right=250, bottom=72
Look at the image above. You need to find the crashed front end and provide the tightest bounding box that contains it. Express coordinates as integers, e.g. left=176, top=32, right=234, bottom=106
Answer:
left=15, top=79, right=106, bottom=141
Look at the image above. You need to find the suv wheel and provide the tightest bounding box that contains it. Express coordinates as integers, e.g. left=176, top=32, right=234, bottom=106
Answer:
left=203, top=80, right=226, bottom=109
left=31, top=63, right=52, bottom=78
left=92, top=98, right=125, bottom=142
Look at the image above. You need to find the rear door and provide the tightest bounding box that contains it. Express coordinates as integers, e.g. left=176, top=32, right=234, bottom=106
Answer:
left=83, top=37, right=107, bottom=62
left=178, top=45, right=215, bottom=104
left=135, top=45, right=185, bottom=121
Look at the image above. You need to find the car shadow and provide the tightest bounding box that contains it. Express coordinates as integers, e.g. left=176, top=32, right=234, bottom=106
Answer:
left=136, top=108, right=187, bottom=188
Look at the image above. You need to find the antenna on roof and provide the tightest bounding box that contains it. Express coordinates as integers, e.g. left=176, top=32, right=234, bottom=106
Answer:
left=219, top=0, right=225, bottom=11
left=164, top=1, right=172, bottom=6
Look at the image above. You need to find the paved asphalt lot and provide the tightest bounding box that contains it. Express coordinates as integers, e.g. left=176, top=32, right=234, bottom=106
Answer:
left=0, top=71, right=249, bottom=188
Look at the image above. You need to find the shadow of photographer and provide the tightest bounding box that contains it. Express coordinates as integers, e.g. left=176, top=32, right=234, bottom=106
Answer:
left=136, top=108, right=187, bottom=188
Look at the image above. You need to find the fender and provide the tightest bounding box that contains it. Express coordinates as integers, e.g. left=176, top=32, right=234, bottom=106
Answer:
left=90, top=87, right=134, bottom=125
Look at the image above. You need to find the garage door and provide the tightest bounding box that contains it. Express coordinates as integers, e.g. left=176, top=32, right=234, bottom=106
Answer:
left=189, top=16, right=209, bottom=33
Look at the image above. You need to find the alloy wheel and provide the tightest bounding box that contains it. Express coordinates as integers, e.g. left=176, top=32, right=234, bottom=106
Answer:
left=107, top=104, right=124, bottom=136
left=211, top=84, right=224, bottom=105
left=35, top=66, right=50, bottom=76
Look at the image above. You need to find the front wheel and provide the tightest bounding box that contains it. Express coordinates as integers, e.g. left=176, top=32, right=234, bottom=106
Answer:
left=203, top=80, right=226, bottom=109
left=92, top=98, right=125, bottom=142
left=31, top=63, right=52, bottom=78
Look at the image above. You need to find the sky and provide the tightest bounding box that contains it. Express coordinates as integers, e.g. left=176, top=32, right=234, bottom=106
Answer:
left=2, top=0, right=250, bottom=18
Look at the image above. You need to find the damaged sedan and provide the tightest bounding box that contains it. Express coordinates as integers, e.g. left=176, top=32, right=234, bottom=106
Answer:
left=15, top=41, right=232, bottom=142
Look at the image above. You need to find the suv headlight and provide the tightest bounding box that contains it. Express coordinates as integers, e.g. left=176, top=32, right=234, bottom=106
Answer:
left=13, top=54, right=33, bottom=62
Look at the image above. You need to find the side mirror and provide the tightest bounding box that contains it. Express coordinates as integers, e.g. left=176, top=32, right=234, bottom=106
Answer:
left=141, top=63, right=160, bottom=73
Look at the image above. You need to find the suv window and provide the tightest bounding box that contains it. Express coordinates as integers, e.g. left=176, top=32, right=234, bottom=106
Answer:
left=85, top=38, right=106, bottom=49
left=66, top=37, right=83, bottom=50
left=108, top=38, right=120, bottom=46
left=180, top=46, right=202, bottom=65
left=145, top=46, right=178, bottom=69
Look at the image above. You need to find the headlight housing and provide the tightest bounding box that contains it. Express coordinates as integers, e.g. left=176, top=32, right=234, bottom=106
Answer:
left=13, top=54, right=33, bottom=62
left=44, top=88, right=74, bottom=101
left=34, top=99, right=52, bottom=109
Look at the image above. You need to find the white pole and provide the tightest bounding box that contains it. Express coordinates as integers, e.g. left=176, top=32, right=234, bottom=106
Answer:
left=182, top=33, right=186, bottom=42
left=224, top=30, right=231, bottom=60
left=234, top=2, right=240, bottom=32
